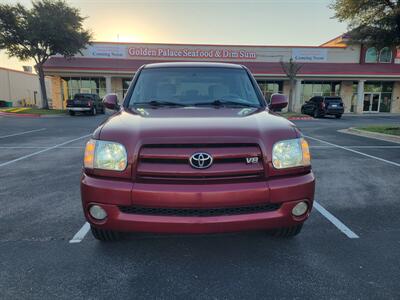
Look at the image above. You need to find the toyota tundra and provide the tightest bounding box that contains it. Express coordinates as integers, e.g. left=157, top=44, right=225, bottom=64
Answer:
left=81, top=62, right=315, bottom=241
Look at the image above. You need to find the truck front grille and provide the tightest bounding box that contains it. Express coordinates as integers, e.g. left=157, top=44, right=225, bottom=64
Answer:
left=119, top=203, right=280, bottom=217
left=136, top=143, right=265, bottom=183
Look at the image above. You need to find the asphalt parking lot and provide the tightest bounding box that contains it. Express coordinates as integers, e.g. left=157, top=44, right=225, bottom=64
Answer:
left=0, top=113, right=399, bottom=299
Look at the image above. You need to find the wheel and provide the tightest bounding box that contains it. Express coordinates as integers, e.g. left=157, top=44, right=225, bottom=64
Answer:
left=270, top=224, right=303, bottom=237
left=91, top=226, right=121, bottom=241
left=69, top=110, right=75, bottom=116
left=301, top=107, right=306, bottom=114
left=313, top=109, right=320, bottom=118
left=100, top=106, right=105, bottom=114
left=335, top=114, right=342, bottom=119
left=91, top=107, right=97, bottom=116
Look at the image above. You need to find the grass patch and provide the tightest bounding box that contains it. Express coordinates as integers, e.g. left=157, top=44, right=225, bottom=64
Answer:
left=0, top=108, right=66, bottom=115
left=277, top=112, right=310, bottom=118
left=356, top=125, right=400, bottom=136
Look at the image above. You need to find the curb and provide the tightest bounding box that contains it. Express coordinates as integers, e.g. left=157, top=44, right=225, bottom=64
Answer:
left=0, top=111, right=41, bottom=118
left=338, top=127, right=400, bottom=144
left=287, top=117, right=314, bottom=120
left=0, top=111, right=67, bottom=118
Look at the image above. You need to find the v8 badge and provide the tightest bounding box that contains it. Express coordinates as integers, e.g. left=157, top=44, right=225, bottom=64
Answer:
left=246, top=157, right=259, bottom=164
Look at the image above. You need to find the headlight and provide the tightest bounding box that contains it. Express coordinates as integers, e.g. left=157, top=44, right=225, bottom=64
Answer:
left=272, top=138, right=310, bottom=169
left=84, top=139, right=127, bottom=171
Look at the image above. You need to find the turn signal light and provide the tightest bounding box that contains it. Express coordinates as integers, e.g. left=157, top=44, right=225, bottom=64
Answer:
left=301, top=138, right=311, bottom=166
left=84, top=139, right=96, bottom=168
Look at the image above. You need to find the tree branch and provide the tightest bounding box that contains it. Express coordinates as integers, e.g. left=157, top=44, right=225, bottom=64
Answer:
left=384, top=0, right=395, bottom=9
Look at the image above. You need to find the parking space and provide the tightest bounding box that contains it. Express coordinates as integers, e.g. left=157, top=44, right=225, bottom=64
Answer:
left=0, top=114, right=399, bottom=299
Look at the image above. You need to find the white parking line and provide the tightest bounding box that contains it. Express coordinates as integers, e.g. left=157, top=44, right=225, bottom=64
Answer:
left=310, top=145, right=400, bottom=149
left=305, top=135, right=400, bottom=167
left=0, top=146, right=84, bottom=149
left=346, top=145, right=400, bottom=149
left=313, top=201, right=359, bottom=239
left=0, top=128, right=46, bottom=139
left=0, top=134, right=91, bottom=168
left=69, top=222, right=90, bottom=243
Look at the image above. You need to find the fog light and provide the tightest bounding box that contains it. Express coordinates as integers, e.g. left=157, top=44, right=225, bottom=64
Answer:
left=89, top=205, right=107, bottom=220
left=292, top=201, right=308, bottom=217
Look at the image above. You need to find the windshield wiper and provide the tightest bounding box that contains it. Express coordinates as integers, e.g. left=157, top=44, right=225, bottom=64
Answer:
left=193, top=99, right=258, bottom=108
left=133, top=100, right=186, bottom=107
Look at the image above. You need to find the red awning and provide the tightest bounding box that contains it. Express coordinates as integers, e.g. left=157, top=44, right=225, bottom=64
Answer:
left=43, top=57, right=400, bottom=77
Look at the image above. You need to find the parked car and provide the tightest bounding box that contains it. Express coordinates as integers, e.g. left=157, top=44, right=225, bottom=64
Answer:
left=81, top=62, right=315, bottom=241
left=301, top=96, right=344, bottom=118
left=66, top=93, right=105, bottom=116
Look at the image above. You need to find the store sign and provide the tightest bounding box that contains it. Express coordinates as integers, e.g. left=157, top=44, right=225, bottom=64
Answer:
left=292, top=48, right=327, bottom=62
left=86, top=45, right=126, bottom=58
left=127, top=47, right=257, bottom=60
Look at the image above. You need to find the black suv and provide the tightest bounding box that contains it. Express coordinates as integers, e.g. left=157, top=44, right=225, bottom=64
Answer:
left=301, top=96, right=344, bottom=119
left=66, top=93, right=105, bottom=116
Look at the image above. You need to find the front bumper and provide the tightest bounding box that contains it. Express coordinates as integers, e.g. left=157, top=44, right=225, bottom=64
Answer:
left=81, top=172, right=315, bottom=234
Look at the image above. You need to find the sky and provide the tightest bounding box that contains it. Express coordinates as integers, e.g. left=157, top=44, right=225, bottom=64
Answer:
left=0, top=0, right=348, bottom=71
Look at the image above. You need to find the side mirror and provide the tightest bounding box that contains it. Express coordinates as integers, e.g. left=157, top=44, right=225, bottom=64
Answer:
left=269, top=93, right=288, bottom=111
left=103, top=94, right=119, bottom=110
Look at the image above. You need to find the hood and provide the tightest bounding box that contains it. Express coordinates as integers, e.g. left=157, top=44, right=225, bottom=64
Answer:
left=95, top=107, right=300, bottom=148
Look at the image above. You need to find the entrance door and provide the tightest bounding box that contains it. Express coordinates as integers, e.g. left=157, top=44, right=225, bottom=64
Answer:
left=363, top=93, right=380, bottom=112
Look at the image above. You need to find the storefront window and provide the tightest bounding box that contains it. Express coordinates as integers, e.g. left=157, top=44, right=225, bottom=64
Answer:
left=302, top=84, right=312, bottom=102
left=322, top=84, right=332, bottom=95
left=365, top=47, right=378, bottom=63
left=61, top=77, right=107, bottom=99
left=380, top=93, right=392, bottom=112
left=256, top=80, right=283, bottom=101
left=301, top=81, right=341, bottom=103
left=364, top=82, right=381, bottom=93
left=364, top=82, right=393, bottom=112
left=122, top=79, right=131, bottom=97
left=382, top=82, right=393, bottom=92
left=379, top=47, right=392, bottom=63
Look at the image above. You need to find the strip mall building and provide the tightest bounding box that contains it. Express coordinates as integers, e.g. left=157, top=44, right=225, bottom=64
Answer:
left=43, top=35, right=400, bottom=113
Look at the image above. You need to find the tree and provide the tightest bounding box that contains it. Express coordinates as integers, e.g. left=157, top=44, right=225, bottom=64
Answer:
left=331, top=0, right=400, bottom=47
left=0, top=0, right=91, bottom=109
left=280, top=58, right=303, bottom=112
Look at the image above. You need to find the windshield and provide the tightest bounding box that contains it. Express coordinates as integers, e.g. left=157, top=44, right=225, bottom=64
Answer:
left=73, top=94, right=94, bottom=101
left=128, top=67, right=262, bottom=107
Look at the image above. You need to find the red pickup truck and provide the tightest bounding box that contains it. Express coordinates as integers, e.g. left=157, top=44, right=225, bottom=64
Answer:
left=81, top=62, right=315, bottom=241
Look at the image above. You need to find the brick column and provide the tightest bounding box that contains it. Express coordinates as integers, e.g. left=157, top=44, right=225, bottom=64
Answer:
left=356, top=80, right=365, bottom=114
left=293, top=79, right=302, bottom=112
left=391, top=81, right=400, bottom=113
left=105, top=76, right=112, bottom=94
left=340, top=81, right=353, bottom=113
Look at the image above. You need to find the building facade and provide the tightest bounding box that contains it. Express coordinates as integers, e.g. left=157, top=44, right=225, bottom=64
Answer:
left=0, top=67, right=51, bottom=108
left=43, top=35, right=400, bottom=113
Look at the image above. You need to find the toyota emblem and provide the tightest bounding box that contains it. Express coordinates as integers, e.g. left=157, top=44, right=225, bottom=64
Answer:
left=189, top=152, right=213, bottom=169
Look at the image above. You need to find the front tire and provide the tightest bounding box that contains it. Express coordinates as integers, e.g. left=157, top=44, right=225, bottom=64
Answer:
left=91, top=226, right=121, bottom=241
left=271, top=224, right=303, bottom=237
left=313, top=109, right=320, bottom=118
left=335, top=114, right=342, bottom=119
